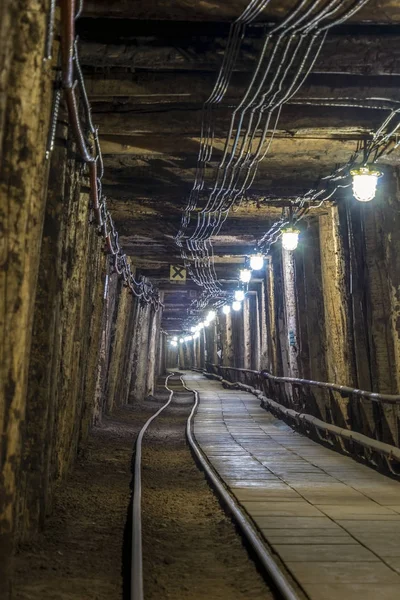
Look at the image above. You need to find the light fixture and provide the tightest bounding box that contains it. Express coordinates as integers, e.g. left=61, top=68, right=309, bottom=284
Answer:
left=193, top=331, right=200, bottom=339
left=281, top=226, right=300, bottom=251
left=239, top=267, right=252, bottom=284
left=170, top=340, right=178, bottom=347
left=179, top=338, right=184, bottom=343
left=206, top=309, right=216, bottom=322
left=234, top=289, right=245, bottom=302
left=172, top=336, right=178, bottom=342
left=350, top=166, right=382, bottom=202
left=184, top=335, right=192, bottom=342
left=190, top=326, right=196, bottom=333
left=232, top=300, right=242, bottom=311
left=222, top=304, right=231, bottom=315
left=250, top=253, right=264, bottom=270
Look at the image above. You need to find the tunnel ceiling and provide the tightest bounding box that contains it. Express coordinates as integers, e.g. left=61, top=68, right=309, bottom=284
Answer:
left=78, top=0, right=400, bottom=331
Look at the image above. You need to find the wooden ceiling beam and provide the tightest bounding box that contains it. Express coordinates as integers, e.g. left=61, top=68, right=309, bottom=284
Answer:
left=81, top=1, right=400, bottom=24
left=85, top=73, right=400, bottom=106
left=78, top=34, right=400, bottom=76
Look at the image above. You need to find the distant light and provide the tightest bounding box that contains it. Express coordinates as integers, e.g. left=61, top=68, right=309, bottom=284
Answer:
left=250, top=254, right=264, bottom=270
left=190, top=326, right=196, bottom=333
left=170, top=340, right=178, bottom=347
left=198, top=322, right=205, bottom=329
left=184, top=335, right=192, bottom=342
left=222, top=304, right=231, bottom=315
left=179, top=338, right=184, bottom=343
left=172, top=336, right=178, bottom=342
left=281, top=227, right=300, bottom=251
left=350, top=166, right=382, bottom=202
left=193, top=331, right=200, bottom=339
left=239, top=268, right=252, bottom=283
left=206, top=310, right=216, bottom=322
left=234, top=289, right=245, bottom=302
left=232, top=300, right=242, bottom=311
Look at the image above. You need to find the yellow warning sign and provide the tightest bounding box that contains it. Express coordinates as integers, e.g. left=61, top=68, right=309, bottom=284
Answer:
left=170, top=264, right=186, bottom=282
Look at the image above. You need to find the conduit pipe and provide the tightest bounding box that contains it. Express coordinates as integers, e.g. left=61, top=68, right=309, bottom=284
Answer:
left=131, top=373, right=176, bottom=600
left=182, top=376, right=301, bottom=600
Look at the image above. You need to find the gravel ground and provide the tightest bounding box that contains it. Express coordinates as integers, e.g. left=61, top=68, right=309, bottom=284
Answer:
left=13, top=378, right=274, bottom=600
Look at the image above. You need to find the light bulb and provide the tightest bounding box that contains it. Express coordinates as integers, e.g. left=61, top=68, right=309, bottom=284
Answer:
left=179, top=338, right=184, bottom=343
left=193, top=331, right=200, bottom=339
left=170, top=340, right=177, bottom=347
left=190, top=326, right=196, bottom=333
left=281, top=227, right=300, bottom=251
left=206, top=310, right=216, bottom=322
left=198, top=322, right=205, bottom=329
left=172, top=336, right=178, bottom=342
left=234, top=289, right=245, bottom=302
left=350, top=166, right=382, bottom=202
left=232, top=300, right=242, bottom=311
left=250, top=254, right=264, bottom=270
left=184, top=335, right=192, bottom=342
left=222, top=304, right=231, bottom=315
left=239, top=268, right=252, bottom=283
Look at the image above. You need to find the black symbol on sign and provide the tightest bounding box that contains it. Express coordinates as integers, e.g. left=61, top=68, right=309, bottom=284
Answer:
left=170, top=265, right=186, bottom=281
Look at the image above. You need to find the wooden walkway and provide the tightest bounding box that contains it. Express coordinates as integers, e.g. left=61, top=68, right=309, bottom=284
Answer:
left=185, top=372, right=400, bottom=600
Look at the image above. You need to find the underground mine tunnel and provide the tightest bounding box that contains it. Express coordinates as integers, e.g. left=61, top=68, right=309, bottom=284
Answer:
left=2, top=1, right=400, bottom=599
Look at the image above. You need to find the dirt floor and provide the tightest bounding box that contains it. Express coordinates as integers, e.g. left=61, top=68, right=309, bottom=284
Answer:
left=13, top=380, right=274, bottom=600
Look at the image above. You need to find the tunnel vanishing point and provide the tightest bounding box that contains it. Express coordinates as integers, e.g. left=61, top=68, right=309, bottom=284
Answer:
left=2, top=1, right=400, bottom=599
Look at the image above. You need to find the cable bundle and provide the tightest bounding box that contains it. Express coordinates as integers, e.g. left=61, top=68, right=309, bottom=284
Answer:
left=57, top=0, right=162, bottom=310
left=175, top=0, right=371, bottom=296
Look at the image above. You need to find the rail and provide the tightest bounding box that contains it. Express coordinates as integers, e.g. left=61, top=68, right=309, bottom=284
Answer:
left=131, top=373, right=175, bottom=600
left=204, top=363, right=400, bottom=476
left=183, top=375, right=301, bottom=600
left=131, top=372, right=301, bottom=600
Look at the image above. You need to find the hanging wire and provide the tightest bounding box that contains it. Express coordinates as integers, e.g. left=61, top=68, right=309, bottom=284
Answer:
left=175, top=0, right=371, bottom=300
left=58, top=0, right=162, bottom=309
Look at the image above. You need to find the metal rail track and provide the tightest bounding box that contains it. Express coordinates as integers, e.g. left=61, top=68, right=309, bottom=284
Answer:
left=130, top=371, right=300, bottom=600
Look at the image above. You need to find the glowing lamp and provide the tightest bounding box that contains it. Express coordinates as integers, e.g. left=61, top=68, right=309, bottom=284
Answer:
left=350, top=166, right=382, bottom=202
left=281, top=227, right=300, bottom=251
left=206, top=309, right=216, bottom=322
left=179, top=338, right=184, bottom=343
left=232, top=300, right=242, bottom=311
left=222, top=304, right=231, bottom=315
left=190, top=326, right=196, bottom=333
left=234, top=289, right=245, bottom=302
left=250, top=254, right=264, bottom=270
left=170, top=340, right=178, bottom=347
left=193, top=331, right=200, bottom=339
left=239, top=268, right=252, bottom=283
left=173, top=336, right=178, bottom=342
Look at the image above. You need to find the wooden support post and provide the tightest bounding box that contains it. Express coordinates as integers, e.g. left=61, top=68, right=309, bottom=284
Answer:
left=0, top=2, right=59, bottom=590
left=130, top=303, right=151, bottom=401
left=319, top=206, right=356, bottom=386
left=282, top=248, right=300, bottom=378
left=265, top=257, right=279, bottom=374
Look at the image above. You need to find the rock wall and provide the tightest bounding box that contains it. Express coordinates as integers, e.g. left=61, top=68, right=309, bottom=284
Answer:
left=0, top=8, right=164, bottom=594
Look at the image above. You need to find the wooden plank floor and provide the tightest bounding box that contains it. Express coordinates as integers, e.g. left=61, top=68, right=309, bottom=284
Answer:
left=185, top=372, right=400, bottom=600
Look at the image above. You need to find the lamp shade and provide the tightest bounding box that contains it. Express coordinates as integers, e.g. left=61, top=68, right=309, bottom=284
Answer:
left=239, top=268, right=252, bottom=283
left=250, top=254, right=264, bottom=270
left=350, top=166, right=382, bottom=202
left=281, top=227, right=300, bottom=251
